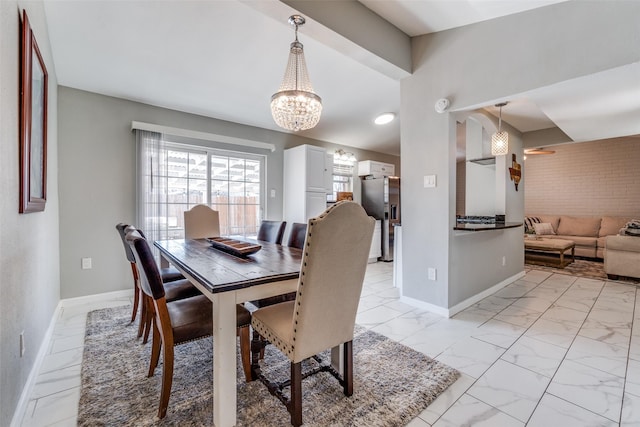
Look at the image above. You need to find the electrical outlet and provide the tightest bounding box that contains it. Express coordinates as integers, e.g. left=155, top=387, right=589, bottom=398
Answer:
left=81, top=257, right=92, bottom=269
left=428, top=268, right=436, bottom=280
left=20, top=331, right=25, bottom=357
left=502, top=256, right=506, bottom=266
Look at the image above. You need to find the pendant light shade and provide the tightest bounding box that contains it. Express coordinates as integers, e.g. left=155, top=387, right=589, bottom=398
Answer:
left=271, top=15, right=322, bottom=132
left=491, top=102, right=509, bottom=156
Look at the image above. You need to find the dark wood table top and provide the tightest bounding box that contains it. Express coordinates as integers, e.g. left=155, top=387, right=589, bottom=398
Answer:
left=155, top=238, right=302, bottom=294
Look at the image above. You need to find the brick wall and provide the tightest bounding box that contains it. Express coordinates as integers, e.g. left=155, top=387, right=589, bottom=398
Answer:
left=524, top=137, right=640, bottom=216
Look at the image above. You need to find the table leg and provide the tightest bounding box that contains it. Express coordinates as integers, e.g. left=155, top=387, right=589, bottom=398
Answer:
left=560, top=250, right=565, bottom=267
left=212, top=292, right=237, bottom=427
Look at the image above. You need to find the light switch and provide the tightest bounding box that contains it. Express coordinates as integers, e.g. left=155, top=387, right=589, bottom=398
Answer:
left=270, top=189, right=276, bottom=198
left=81, top=257, right=92, bottom=269
left=428, top=268, right=436, bottom=280
left=424, top=175, right=436, bottom=188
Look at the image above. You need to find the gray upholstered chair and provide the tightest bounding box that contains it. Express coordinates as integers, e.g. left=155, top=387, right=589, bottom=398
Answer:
left=126, top=231, right=252, bottom=419
left=287, top=222, right=307, bottom=249
left=250, top=201, right=375, bottom=426
left=115, top=223, right=191, bottom=338
left=183, top=204, right=220, bottom=239
left=250, top=220, right=290, bottom=310
left=122, top=225, right=200, bottom=343
left=257, top=220, right=287, bottom=245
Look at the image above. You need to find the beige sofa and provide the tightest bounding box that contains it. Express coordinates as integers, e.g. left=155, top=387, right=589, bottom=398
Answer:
left=525, top=215, right=635, bottom=259
left=604, top=235, right=640, bottom=279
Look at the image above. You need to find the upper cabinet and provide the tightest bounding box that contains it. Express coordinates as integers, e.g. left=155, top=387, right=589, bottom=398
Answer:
left=357, top=160, right=395, bottom=178
left=301, top=145, right=333, bottom=193
left=283, top=145, right=333, bottom=224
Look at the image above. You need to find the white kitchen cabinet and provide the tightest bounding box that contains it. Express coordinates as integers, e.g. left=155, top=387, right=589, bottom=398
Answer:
left=358, top=160, right=395, bottom=178
left=284, top=145, right=333, bottom=226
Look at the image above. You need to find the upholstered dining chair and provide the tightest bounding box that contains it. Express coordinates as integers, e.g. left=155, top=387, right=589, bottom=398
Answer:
left=250, top=220, right=291, bottom=312
left=183, top=204, right=220, bottom=239
left=126, top=231, right=253, bottom=419
left=257, top=220, right=287, bottom=245
left=119, top=225, right=201, bottom=343
left=115, top=223, right=194, bottom=336
left=250, top=201, right=375, bottom=427
left=287, top=222, right=307, bottom=250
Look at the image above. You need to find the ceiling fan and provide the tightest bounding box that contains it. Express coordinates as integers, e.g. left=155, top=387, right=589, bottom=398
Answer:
left=524, top=147, right=556, bottom=155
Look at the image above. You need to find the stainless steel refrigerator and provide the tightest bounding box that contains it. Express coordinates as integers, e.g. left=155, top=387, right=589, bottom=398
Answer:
left=361, top=176, right=400, bottom=262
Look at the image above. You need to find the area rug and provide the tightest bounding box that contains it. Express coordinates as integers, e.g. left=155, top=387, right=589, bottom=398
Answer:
left=78, top=306, right=459, bottom=426
left=525, top=257, right=640, bottom=284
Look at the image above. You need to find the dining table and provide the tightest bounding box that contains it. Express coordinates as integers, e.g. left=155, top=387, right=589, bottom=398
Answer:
left=154, top=238, right=302, bottom=427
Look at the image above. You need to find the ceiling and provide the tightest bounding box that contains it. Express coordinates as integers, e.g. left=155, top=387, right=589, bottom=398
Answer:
left=43, top=0, right=640, bottom=156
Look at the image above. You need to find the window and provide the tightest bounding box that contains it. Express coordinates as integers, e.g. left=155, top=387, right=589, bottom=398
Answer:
left=144, top=139, right=265, bottom=240
left=330, top=162, right=355, bottom=201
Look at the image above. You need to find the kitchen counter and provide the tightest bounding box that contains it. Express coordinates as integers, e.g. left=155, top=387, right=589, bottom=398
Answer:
left=454, top=222, right=523, bottom=232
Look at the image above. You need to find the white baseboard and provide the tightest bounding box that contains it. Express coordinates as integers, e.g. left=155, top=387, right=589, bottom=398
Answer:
left=10, top=288, right=133, bottom=427
left=447, top=270, right=526, bottom=316
left=399, top=270, right=526, bottom=318
left=60, top=289, right=133, bottom=308
left=10, top=301, right=63, bottom=427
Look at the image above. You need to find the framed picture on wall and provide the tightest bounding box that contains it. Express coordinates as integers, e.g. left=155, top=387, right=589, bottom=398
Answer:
left=19, top=10, right=48, bottom=213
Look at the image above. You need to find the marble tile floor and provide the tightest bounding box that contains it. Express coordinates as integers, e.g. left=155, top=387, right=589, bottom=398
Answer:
left=19, top=263, right=640, bottom=426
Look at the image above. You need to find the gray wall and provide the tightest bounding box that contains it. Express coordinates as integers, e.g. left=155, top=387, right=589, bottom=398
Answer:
left=401, top=1, right=640, bottom=309
left=58, top=86, right=398, bottom=299
left=0, top=1, right=60, bottom=425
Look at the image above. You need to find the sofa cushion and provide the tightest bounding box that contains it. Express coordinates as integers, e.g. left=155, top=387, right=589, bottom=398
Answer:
left=552, top=235, right=598, bottom=247
left=533, top=223, right=555, bottom=235
left=537, top=215, right=560, bottom=233
left=599, top=216, right=634, bottom=237
left=524, top=216, right=541, bottom=234
left=556, top=216, right=601, bottom=237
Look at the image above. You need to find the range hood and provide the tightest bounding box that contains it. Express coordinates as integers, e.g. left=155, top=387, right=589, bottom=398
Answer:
left=467, top=157, right=495, bottom=166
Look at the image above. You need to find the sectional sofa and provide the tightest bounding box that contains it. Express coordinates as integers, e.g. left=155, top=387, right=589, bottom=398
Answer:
left=524, top=215, right=635, bottom=259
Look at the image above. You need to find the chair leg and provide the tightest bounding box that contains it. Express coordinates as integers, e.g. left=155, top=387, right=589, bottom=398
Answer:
left=251, top=327, right=267, bottom=360
left=142, top=296, right=153, bottom=344
left=251, top=330, right=263, bottom=381
left=130, top=276, right=139, bottom=324
left=343, top=340, right=353, bottom=396
left=136, top=290, right=146, bottom=338
left=148, top=319, right=161, bottom=377
left=290, top=361, right=302, bottom=427
left=158, top=340, right=174, bottom=419
left=238, top=326, right=252, bottom=382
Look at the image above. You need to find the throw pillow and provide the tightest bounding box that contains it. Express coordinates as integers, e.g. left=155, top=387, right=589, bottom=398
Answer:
left=533, top=222, right=555, bottom=235
left=524, top=216, right=541, bottom=234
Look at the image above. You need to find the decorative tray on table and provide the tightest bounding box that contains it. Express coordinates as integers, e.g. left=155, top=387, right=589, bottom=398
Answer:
left=206, top=237, right=262, bottom=257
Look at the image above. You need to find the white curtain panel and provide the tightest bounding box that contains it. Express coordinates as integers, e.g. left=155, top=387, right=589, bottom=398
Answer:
left=136, top=129, right=167, bottom=259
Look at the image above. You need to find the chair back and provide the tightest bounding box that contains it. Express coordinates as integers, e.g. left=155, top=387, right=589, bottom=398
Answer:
left=257, top=220, right=287, bottom=244
left=291, top=201, right=374, bottom=362
left=184, top=205, right=220, bottom=239
left=125, top=231, right=166, bottom=301
left=116, top=223, right=136, bottom=263
left=287, top=223, right=307, bottom=249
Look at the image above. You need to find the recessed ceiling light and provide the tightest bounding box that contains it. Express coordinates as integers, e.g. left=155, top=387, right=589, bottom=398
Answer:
left=374, top=112, right=395, bottom=125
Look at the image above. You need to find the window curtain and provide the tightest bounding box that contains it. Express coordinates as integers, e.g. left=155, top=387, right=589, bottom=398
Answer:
left=136, top=129, right=167, bottom=258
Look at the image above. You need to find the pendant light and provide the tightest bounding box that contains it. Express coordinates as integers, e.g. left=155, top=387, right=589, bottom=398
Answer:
left=491, top=102, right=509, bottom=156
left=270, top=15, right=322, bottom=132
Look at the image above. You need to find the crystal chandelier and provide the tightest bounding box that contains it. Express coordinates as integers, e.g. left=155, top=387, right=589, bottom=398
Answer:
left=271, top=15, right=322, bottom=132
left=491, top=102, right=509, bottom=156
